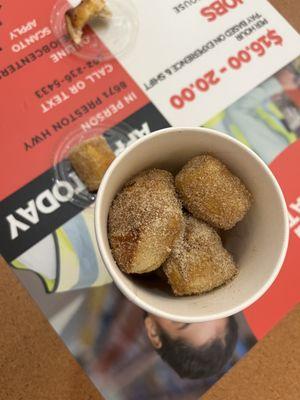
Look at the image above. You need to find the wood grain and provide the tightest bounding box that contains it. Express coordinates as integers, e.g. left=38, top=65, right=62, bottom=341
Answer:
left=0, top=258, right=103, bottom=400
left=203, top=304, right=300, bottom=400
left=270, top=0, right=300, bottom=32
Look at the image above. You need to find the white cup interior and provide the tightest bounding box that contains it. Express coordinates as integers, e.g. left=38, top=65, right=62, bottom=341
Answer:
left=94, top=127, right=289, bottom=322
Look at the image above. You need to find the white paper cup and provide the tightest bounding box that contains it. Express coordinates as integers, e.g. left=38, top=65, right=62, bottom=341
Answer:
left=94, top=127, right=289, bottom=322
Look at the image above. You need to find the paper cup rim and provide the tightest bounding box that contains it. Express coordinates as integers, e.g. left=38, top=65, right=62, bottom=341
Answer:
left=94, top=126, right=289, bottom=322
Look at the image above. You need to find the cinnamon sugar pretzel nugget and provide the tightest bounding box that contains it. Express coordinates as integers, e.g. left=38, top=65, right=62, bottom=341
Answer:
left=69, top=136, right=115, bottom=192
left=176, top=155, right=252, bottom=230
left=65, top=0, right=111, bottom=44
left=108, top=169, right=183, bottom=274
left=163, top=214, right=237, bottom=296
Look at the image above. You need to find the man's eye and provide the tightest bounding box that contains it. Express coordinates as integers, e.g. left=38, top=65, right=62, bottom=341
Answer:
left=178, top=323, right=189, bottom=330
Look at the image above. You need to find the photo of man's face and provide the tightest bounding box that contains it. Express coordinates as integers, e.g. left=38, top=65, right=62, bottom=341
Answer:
left=144, top=314, right=238, bottom=380
left=67, top=284, right=256, bottom=399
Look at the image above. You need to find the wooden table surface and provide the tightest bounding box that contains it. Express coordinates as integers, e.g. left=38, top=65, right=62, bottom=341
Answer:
left=0, top=258, right=104, bottom=400
left=270, top=0, right=300, bottom=32
left=202, top=304, right=300, bottom=400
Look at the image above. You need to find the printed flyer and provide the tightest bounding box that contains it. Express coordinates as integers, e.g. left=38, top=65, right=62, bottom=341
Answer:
left=44, top=56, right=300, bottom=400
left=0, top=0, right=300, bottom=398
left=0, top=0, right=299, bottom=292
